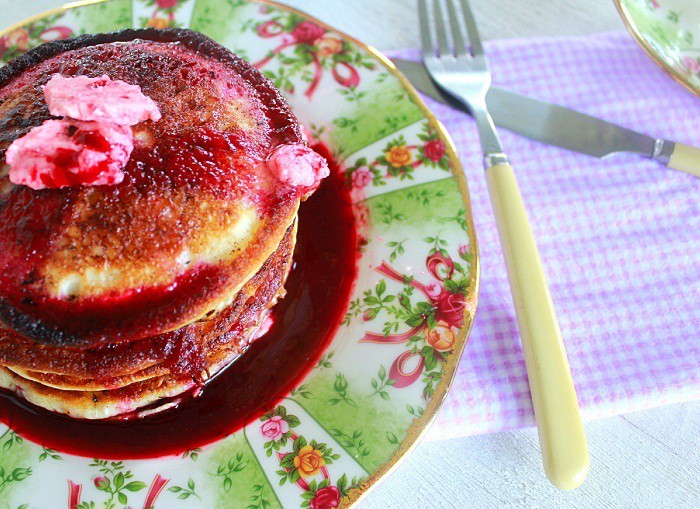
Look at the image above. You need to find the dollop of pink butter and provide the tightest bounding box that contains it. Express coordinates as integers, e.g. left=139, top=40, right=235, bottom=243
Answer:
left=6, top=74, right=161, bottom=190
left=266, top=144, right=330, bottom=190
left=6, top=119, right=133, bottom=190
left=43, top=74, right=161, bottom=126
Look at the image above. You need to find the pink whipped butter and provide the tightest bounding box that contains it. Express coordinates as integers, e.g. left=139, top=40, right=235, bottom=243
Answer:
left=266, top=144, right=330, bottom=190
left=43, top=74, right=161, bottom=126
left=7, top=74, right=161, bottom=190
left=6, top=120, right=133, bottom=190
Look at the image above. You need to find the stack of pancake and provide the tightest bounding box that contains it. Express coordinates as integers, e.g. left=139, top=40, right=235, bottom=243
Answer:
left=0, top=29, right=312, bottom=419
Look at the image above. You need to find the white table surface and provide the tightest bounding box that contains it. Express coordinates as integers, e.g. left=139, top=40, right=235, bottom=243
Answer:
left=1, top=1, right=698, bottom=508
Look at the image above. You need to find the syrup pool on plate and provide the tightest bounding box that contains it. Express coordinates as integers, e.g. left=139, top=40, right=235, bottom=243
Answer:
left=0, top=149, right=357, bottom=459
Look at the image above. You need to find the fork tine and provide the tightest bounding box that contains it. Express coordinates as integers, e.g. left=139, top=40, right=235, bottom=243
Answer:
left=432, top=0, right=451, bottom=57
left=459, top=0, right=484, bottom=56
left=445, top=0, right=468, bottom=57
left=418, top=0, right=435, bottom=59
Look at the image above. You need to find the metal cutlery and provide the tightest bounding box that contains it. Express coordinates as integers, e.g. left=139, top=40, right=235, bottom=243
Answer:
left=419, top=0, right=589, bottom=490
left=393, top=58, right=700, bottom=176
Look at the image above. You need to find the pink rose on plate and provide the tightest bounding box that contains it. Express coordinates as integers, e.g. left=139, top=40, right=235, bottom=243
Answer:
left=434, top=289, right=466, bottom=329
left=260, top=415, right=289, bottom=441
left=423, top=139, right=446, bottom=162
left=94, top=476, right=108, bottom=489
left=458, top=244, right=470, bottom=260
left=156, top=0, right=179, bottom=8
left=351, top=166, right=372, bottom=188
left=310, top=486, right=341, bottom=509
left=292, top=21, right=326, bottom=45
left=682, top=56, right=700, bottom=75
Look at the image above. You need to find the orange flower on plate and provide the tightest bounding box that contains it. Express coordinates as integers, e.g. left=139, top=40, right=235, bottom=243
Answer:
left=317, top=35, right=343, bottom=57
left=427, top=325, right=455, bottom=352
left=293, top=445, right=325, bottom=477
left=385, top=145, right=412, bottom=167
left=147, top=17, right=171, bottom=29
left=5, top=28, right=30, bottom=51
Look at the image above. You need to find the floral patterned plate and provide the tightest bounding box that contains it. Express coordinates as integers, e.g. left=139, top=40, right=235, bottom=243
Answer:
left=615, top=0, right=700, bottom=96
left=0, top=1, right=478, bottom=507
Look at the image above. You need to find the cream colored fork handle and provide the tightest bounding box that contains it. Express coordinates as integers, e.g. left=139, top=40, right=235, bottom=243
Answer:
left=486, top=162, right=589, bottom=491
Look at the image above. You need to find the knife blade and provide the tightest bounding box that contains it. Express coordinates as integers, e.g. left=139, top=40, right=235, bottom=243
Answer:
left=393, top=58, right=700, bottom=175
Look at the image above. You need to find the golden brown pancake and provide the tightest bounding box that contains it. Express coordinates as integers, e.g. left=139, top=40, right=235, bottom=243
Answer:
left=0, top=221, right=296, bottom=419
left=0, top=29, right=317, bottom=419
left=0, top=28, right=304, bottom=347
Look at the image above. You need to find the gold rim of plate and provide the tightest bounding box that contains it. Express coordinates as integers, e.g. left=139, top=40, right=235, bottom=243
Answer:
left=0, top=1, right=481, bottom=507
left=613, top=0, right=700, bottom=98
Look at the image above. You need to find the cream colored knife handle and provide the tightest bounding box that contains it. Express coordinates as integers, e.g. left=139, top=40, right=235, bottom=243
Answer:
left=486, top=162, right=589, bottom=490
left=667, top=143, right=700, bottom=177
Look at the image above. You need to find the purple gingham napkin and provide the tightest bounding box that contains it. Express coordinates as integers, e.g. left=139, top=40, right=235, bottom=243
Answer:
left=386, top=32, right=700, bottom=441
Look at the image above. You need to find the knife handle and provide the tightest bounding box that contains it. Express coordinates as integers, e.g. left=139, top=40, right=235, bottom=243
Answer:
left=667, top=143, right=700, bottom=177
left=485, top=162, right=589, bottom=490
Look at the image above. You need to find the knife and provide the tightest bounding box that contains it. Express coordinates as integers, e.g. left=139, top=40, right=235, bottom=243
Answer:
left=393, top=59, right=700, bottom=177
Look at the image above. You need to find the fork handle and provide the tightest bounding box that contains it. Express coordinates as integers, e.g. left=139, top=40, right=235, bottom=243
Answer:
left=486, top=162, right=589, bottom=490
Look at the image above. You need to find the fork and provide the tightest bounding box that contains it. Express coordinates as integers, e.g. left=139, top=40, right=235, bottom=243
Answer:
left=419, top=0, right=589, bottom=490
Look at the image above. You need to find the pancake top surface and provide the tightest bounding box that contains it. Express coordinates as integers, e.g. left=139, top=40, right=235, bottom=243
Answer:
left=0, top=29, right=304, bottom=346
